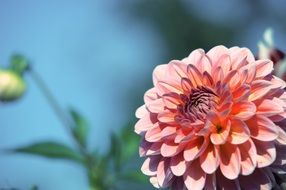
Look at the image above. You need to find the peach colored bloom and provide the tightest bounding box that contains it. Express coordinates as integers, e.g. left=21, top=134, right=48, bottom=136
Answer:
left=135, top=46, right=286, bottom=190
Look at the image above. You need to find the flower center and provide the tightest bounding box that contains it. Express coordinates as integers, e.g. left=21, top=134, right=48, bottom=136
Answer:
left=178, top=86, right=218, bottom=122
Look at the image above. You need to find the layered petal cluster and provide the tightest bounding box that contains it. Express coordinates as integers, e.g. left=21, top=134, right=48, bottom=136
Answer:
left=135, top=46, right=286, bottom=190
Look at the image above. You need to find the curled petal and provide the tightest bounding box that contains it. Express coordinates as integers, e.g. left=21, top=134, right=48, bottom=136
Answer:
left=200, top=143, right=219, bottom=174
left=170, top=153, right=187, bottom=176
left=162, top=92, right=182, bottom=110
left=135, top=115, right=155, bottom=134
left=161, top=141, right=185, bottom=157
left=228, top=119, right=250, bottom=144
left=246, top=115, right=279, bottom=141
left=232, top=84, right=250, bottom=102
left=153, top=64, right=168, bottom=85
left=135, top=105, right=148, bottom=118
left=144, top=88, right=158, bottom=103
left=232, top=101, right=256, bottom=120
left=145, top=124, right=162, bottom=142
left=249, top=80, right=273, bottom=101
left=146, top=98, right=165, bottom=113
left=184, top=137, right=209, bottom=161
left=253, top=139, right=276, bottom=168
left=219, top=142, right=241, bottom=180
left=255, top=60, right=273, bottom=78
left=238, top=139, right=257, bottom=175
left=256, top=99, right=284, bottom=117
left=210, top=121, right=231, bottom=145
left=184, top=159, right=206, bottom=190
left=157, top=159, right=173, bottom=187
left=141, top=156, right=160, bottom=176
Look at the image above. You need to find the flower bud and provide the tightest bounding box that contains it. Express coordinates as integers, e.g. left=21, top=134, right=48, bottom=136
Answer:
left=0, top=69, right=26, bottom=102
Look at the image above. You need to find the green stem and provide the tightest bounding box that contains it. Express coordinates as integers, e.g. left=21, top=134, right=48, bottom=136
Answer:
left=28, top=68, right=98, bottom=189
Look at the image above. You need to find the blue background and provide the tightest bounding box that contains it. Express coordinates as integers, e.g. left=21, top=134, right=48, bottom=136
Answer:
left=0, top=0, right=286, bottom=189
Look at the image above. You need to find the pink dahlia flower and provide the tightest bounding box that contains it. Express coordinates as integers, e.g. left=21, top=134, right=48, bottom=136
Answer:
left=135, top=46, right=286, bottom=190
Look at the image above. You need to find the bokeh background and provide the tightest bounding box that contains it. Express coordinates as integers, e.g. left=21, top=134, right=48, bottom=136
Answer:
left=1, top=0, right=286, bottom=189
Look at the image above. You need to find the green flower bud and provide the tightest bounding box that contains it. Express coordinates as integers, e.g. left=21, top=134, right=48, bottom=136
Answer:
left=0, top=69, right=26, bottom=102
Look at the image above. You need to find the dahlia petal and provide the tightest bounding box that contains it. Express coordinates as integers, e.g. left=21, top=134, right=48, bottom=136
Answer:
left=150, top=176, right=160, bottom=188
left=183, top=159, right=206, bottom=190
left=157, top=159, right=173, bottom=187
left=170, top=153, right=187, bottom=176
left=223, top=70, right=240, bottom=89
left=146, top=142, right=162, bottom=156
left=135, top=105, right=148, bottom=118
left=187, top=64, right=203, bottom=87
left=247, top=115, right=279, bottom=141
left=135, top=115, right=154, bottom=134
left=184, top=137, right=208, bottom=161
left=207, top=45, right=229, bottom=65
left=144, top=88, right=158, bottom=103
left=146, top=98, right=165, bottom=113
left=229, top=119, right=250, bottom=144
left=255, top=59, right=273, bottom=78
left=200, top=143, right=219, bottom=174
left=199, top=55, right=212, bottom=74
left=174, top=128, right=187, bottom=143
left=141, top=156, right=160, bottom=176
left=139, top=140, right=152, bottom=157
left=238, top=139, right=257, bottom=175
left=253, top=139, right=276, bottom=168
left=219, top=142, right=241, bottom=180
left=162, top=92, right=181, bottom=109
left=153, top=64, right=168, bottom=85
left=168, top=60, right=188, bottom=79
left=256, top=99, right=284, bottom=116
left=204, top=174, right=216, bottom=190
left=249, top=80, right=273, bottom=101
left=185, top=48, right=205, bottom=63
left=161, top=126, right=177, bottom=138
left=202, top=71, right=214, bottom=86
left=231, top=55, right=248, bottom=71
left=161, top=141, right=185, bottom=157
left=232, top=84, right=251, bottom=102
left=232, top=101, right=256, bottom=121
left=145, top=124, right=162, bottom=142
left=218, top=101, right=233, bottom=118
left=276, top=127, right=286, bottom=145
left=271, top=75, right=286, bottom=88
left=230, top=47, right=255, bottom=67
left=210, top=121, right=230, bottom=145
left=240, top=63, right=256, bottom=83
left=213, top=66, right=224, bottom=83
left=239, top=169, right=272, bottom=190
left=216, top=54, right=231, bottom=76
left=156, top=80, right=182, bottom=96
left=157, top=111, right=176, bottom=123
left=181, top=78, right=193, bottom=94
left=186, top=49, right=212, bottom=74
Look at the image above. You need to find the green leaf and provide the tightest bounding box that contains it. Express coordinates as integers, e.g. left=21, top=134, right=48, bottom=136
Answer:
left=121, top=171, right=148, bottom=184
left=10, top=141, right=84, bottom=163
left=109, top=132, right=122, bottom=172
left=119, top=124, right=140, bottom=162
left=30, top=185, right=39, bottom=190
left=69, top=108, right=89, bottom=147
left=9, top=54, right=30, bottom=75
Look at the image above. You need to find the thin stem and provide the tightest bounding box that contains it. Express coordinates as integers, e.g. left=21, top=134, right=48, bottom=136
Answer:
left=29, top=68, right=97, bottom=185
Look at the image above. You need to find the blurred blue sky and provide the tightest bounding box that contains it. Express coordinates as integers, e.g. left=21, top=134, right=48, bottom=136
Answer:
left=0, top=0, right=286, bottom=189
left=0, top=1, right=163, bottom=189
